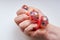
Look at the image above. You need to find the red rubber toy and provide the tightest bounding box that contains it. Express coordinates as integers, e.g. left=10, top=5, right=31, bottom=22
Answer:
left=22, top=5, right=48, bottom=30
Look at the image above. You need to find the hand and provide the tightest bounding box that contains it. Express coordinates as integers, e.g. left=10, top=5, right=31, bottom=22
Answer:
left=14, top=5, right=60, bottom=40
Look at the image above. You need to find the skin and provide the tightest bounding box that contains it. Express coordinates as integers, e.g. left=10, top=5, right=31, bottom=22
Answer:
left=14, top=5, right=60, bottom=40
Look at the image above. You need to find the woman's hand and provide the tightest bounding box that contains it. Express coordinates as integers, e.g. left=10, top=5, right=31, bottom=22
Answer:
left=14, top=5, right=60, bottom=40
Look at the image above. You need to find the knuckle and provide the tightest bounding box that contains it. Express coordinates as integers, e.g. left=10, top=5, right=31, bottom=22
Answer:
left=16, top=9, right=27, bottom=15
left=14, top=14, right=29, bottom=25
left=16, top=9, right=22, bottom=15
left=14, top=16, right=20, bottom=25
left=14, top=17, right=18, bottom=23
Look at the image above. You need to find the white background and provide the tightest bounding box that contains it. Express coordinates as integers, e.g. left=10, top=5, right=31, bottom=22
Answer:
left=0, top=0, right=60, bottom=40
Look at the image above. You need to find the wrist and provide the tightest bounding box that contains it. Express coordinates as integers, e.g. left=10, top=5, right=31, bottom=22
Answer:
left=46, top=24, right=60, bottom=40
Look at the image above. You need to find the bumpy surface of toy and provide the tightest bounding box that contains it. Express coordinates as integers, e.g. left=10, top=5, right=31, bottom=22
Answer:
left=22, top=5, right=48, bottom=30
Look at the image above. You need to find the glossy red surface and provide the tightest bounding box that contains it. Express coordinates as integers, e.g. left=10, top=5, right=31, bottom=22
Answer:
left=26, top=11, right=48, bottom=30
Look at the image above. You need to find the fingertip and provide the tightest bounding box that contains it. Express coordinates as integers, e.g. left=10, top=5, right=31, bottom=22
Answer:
left=35, top=29, right=46, bottom=35
left=24, top=24, right=38, bottom=37
left=24, top=24, right=38, bottom=34
left=30, top=29, right=46, bottom=37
